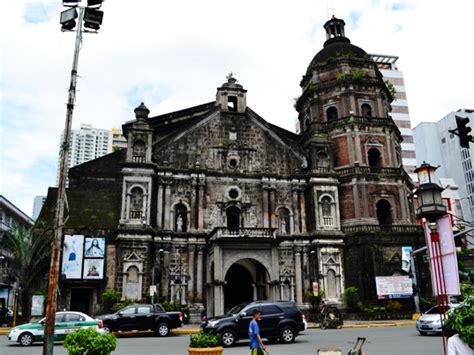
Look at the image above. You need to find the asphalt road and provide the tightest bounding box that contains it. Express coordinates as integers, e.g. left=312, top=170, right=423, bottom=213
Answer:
left=0, top=326, right=444, bottom=355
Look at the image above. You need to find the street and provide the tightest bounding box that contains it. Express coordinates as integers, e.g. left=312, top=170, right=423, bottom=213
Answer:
left=0, top=326, right=444, bottom=355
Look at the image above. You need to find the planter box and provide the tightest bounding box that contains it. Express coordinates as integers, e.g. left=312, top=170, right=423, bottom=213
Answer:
left=188, top=346, right=224, bottom=355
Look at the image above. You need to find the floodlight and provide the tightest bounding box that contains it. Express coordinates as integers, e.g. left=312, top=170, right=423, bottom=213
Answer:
left=60, top=7, right=78, bottom=30
left=83, top=8, right=103, bottom=30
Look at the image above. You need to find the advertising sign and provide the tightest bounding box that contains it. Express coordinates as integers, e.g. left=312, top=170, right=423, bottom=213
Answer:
left=375, top=276, right=413, bottom=299
left=31, top=295, right=45, bottom=316
left=424, top=216, right=461, bottom=296
left=84, top=237, right=105, bottom=258
left=83, top=259, right=104, bottom=280
left=401, top=246, right=412, bottom=273
left=62, top=235, right=84, bottom=279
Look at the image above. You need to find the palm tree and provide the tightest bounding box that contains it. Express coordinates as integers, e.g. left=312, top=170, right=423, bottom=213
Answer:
left=0, top=224, right=51, bottom=319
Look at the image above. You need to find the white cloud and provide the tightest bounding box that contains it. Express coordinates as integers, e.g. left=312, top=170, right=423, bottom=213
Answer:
left=1, top=0, right=473, bottom=215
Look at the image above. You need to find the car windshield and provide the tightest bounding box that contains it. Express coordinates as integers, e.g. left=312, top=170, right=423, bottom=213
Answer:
left=226, top=303, right=247, bottom=315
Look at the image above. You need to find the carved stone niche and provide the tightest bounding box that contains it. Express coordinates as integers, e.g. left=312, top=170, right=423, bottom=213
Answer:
left=122, top=250, right=145, bottom=301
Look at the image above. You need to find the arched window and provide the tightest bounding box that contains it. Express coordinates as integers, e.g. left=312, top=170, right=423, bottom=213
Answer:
left=130, top=187, right=144, bottom=220
left=174, top=203, right=188, bottom=232
left=376, top=199, right=393, bottom=226
left=226, top=206, right=241, bottom=229
left=361, top=103, right=372, bottom=117
left=277, top=208, right=291, bottom=234
left=127, top=266, right=139, bottom=283
left=132, top=140, right=146, bottom=163
left=368, top=148, right=382, bottom=168
left=326, top=106, right=338, bottom=121
left=319, top=195, right=334, bottom=226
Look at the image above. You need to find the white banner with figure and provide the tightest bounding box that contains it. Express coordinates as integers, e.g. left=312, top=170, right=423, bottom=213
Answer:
left=376, top=276, right=413, bottom=299
left=62, top=235, right=84, bottom=279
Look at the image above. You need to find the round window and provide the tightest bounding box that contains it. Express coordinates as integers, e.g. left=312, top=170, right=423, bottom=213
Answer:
left=228, top=158, right=238, bottom=169
left=228, top=189, right=239, bottom=199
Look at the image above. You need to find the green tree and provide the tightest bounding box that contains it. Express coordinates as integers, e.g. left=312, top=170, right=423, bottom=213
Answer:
left=0, top=225, right=52, bottom=319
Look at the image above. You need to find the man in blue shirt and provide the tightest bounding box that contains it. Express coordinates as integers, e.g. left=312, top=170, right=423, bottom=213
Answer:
left=249, top=309, right=269, bottom=355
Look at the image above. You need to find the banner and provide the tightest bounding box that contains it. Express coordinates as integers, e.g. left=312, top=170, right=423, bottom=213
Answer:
left=84, top=237, right=105, bottom=258
left=375, top=276, right=413, bottom=299
left=83, top=259, right=104, bottom=280
left=401, top=246, right=412, bottom=273
left=62, top=235, right=84, bottom=279
left=424, top=216, right=461, bottom=296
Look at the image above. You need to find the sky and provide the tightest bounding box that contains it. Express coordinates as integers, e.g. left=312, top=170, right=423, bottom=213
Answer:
left=1, top=0, right=473, bottom=217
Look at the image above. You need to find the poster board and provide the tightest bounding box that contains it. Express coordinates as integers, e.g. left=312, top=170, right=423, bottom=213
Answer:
left=375, top=276, right=413, bottom=299
left=62, top=235, right=84, bottom=279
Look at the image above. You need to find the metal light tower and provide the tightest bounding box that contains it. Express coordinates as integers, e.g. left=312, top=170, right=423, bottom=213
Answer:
left=43, top=1, right=104, bottom=354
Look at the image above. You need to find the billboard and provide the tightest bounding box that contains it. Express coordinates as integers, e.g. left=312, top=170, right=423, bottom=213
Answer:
left=62, top=235, right=84, bottom=279
left=83, top=259, right=104, bottom=280
left=84, top=237, right=106, bottom=257
left=375, top=276, right=413, bottom=299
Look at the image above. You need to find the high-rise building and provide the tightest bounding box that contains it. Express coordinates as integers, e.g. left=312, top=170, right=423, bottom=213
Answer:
left=111, top=128, right=127, bottom=150
left=56, top=123, right=113, bottom=185
left=32, top=195, right=46, bottom=220
left=370, top=54, right=417, bottom=181
left=413, top=109, right=474, bottom=223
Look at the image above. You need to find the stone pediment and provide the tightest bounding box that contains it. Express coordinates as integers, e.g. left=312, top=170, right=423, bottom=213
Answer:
left=152, top=108, right=307, bottom=175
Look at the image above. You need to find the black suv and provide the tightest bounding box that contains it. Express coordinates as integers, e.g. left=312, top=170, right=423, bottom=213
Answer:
left=201, top=301, right=305, bottom=347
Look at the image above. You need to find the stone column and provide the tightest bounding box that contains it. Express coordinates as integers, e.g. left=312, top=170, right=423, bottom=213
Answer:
left=198, top=183, right=205, bottom=230
left=188, top=246, right=195, bottom=303
left=398, top=184, right=408, bottom=220
left=295, top=251, right=303, bottom=305
left=352, top=183, right=360, bottom=219
left=292, top=186, right=300, bottom=233
left=361, top=179, right=369, bottom=218
left=164, top=184, right=172, bottom=229
left=162, top=250, right=170, bottom=299
left=303, top=250, right=310, bottom=292
left=354, top=128, right=362, bottom=164
left=346, top=130, right=355, bottom=165
left=125, top=193, right=131, bottom=220
left=262, top=188, right=269, bottom=228
left=386, top=132, right=394, bottom=167
left=157, top=184, right=164, bottom=228
left=191, top=181, right=197, bottom=230
left=269, top=187, right=276, bottom=228
left=252, top=284, right=257, bottom=301
left=299, top=190, right=307, bottom=233
left=196, top=247, right=204, bottom=303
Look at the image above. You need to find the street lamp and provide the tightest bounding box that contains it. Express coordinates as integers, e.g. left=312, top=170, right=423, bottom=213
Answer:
left=414, top=162, right=446, bottom=220
left=43, top=2, right=105, bottom=355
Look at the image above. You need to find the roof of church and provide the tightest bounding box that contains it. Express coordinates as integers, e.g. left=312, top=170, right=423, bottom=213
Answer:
left=38, top=187, right=121, bottom=230
left=313, top=36, right=368, bottom=63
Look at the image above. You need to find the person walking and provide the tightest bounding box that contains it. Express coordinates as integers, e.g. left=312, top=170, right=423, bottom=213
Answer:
left=249, top=308, right=269, bottom=355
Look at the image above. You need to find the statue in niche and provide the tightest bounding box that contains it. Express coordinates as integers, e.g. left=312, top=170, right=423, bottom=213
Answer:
left=176, top=214, right=183, bottom=232
left=281, top=218, right=287, bottom=235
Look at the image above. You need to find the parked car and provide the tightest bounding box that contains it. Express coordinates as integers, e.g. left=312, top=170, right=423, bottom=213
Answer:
left=96, top=304, right=183, bottom=336
left=416, top=304, right=460, bottom=335
left=201, top=300, right=305, bottom=347
left=8, top=311, right=105, bottom=346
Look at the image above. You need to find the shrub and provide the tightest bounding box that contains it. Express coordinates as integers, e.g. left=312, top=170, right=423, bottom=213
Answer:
left=162, top=300, right=180, bottom=312
left=101, top=289, right=117, bottom=314
left=64, top=328, right=117, bottom=355
left=344, top=287, right=360, bottom=311
left=336, top=71, right=349, bottom=81
left=351, top=69, right=365, bottom=81
left=384, top=80, right=397, bottom=99
left=386, top=300, right=403, bottom=312
left=444, top=297, right=474, bottom=347
left=189, top=333, right=221, bottom=348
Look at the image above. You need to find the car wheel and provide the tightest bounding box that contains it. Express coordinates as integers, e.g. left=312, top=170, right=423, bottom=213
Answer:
left=280, top=326, right=295, bottom=344
left=19, top=332, right=34, bottom=346
left=220, top=329, right=237, bottom=347
left=156, top=323, right=170, bottom=337
left=419, top=331, right=427, bottom=336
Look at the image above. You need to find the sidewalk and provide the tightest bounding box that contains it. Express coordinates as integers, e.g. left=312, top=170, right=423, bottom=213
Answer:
left=0, top=320, right=416, bottom=337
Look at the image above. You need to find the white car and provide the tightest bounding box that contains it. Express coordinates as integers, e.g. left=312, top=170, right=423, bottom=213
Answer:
left=8, top=311, right=106, bottom=346
left=416, top=304, right=460, bottom=335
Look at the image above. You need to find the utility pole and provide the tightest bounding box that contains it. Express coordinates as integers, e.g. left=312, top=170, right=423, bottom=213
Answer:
left=42, top=8, right=84, bottom=355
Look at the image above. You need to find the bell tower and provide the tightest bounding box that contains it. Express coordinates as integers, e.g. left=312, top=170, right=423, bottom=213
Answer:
left=216, top=73, right=247, bottom=113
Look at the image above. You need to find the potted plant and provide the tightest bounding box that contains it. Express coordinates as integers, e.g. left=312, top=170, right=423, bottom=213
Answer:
left=188, top=332, right=223, bottom=355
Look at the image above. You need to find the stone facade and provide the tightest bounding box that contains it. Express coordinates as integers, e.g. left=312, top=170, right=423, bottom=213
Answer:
left=39, top=17, right=429, bottom=317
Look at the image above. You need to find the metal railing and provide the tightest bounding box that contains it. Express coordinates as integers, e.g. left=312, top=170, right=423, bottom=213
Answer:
left=342, top=224, right=422, bottom=234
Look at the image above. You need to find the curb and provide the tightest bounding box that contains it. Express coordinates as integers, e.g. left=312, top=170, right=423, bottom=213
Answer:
left=0, top=321, right=416, bottom=337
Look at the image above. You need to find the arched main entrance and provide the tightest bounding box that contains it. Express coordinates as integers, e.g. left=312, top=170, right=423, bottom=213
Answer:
left=224, top=259, right=270, bottom=312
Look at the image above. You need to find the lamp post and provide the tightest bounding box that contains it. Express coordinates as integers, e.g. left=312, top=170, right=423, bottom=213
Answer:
left=414, top=162, right=450, bottom=355
left=43, top=2, right=104, bottom=354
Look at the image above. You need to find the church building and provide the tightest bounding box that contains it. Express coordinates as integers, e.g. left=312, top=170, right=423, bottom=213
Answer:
left=39, top=17, right=426, bottom=316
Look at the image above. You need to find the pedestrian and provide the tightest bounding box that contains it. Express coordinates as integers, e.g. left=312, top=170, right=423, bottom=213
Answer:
left=249, top=308, right=269, bottom=355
